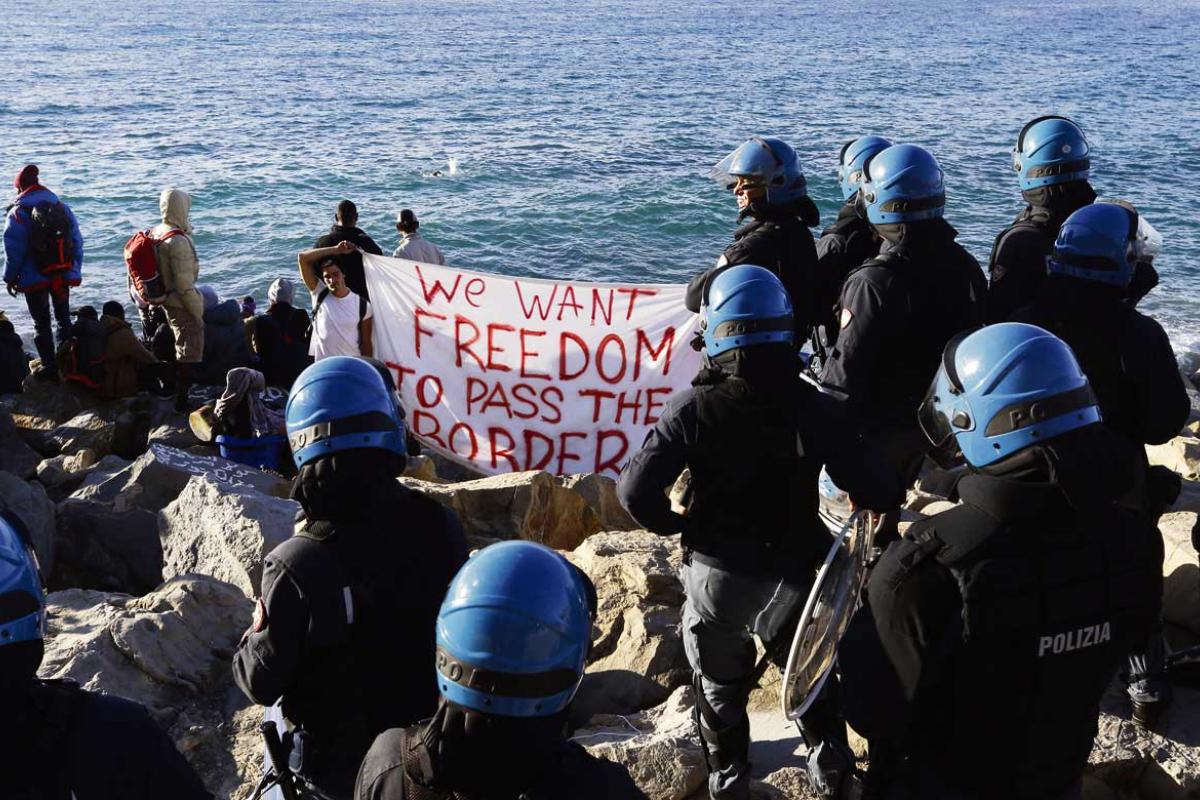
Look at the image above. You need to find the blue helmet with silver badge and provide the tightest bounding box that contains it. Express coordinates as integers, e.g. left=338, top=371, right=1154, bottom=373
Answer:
left=1012, top=116, right=1090, bottom=191
left=918, top=323, right=1100, bottom=468
left=860, top=144, right=945, bottom=226
left=285, top=356, right=407, bottom=468
left=700, top=264, right=793, bottom=358
left=710, top=136, right=809, bottom=207
left=837, top=135, right=892, bottom=201
left=1048, top=200, right=1161, bottom=288
left=435, top=541, right=591, bottom=717
left=0, top=513, right=45, bottom=650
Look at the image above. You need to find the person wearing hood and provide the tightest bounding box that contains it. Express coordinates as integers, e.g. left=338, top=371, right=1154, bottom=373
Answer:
left=313, top=199, right=384, bottom=300
left=251, top=277, right=312, bottom=390
left=836, top=323, right=1161, bottom=799
left=99, top=300, right=160, bottom=398
left=194, top=284, right=252, bottom=386
left=818, top=144, right=986, bottom=545
left=3, top=164, right=84, bottom=381
left=618, top=267, right=903, bottom=800
left=985, top=116, right=1160, bottom=320
left=1012, top=201, right=1189, bottom=726
left=152, top=187, right=204, bottom=410
left=0, top=310, right=30, bottom=392
left=810, top=136, right=891, bottom=370
left=685, top=136, right=821, bottom=344
left=233, top=357, right=467, bottom=800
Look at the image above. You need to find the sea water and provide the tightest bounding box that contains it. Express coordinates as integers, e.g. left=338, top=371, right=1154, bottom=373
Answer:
left=1, top=0, right=1198, bottom=358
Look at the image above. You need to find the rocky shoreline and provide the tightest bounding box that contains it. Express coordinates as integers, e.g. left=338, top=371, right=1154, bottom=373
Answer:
left=1, top=377, right=1198, bottom=799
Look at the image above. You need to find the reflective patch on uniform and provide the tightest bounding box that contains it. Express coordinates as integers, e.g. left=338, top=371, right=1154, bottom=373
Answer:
left=715, top=254, right=729, bottom=268
left=1037, top=621, right=1111, bottom=657
left=839, top=308, right=853, bottom=329
left=252, top=598, right=267, bottom=632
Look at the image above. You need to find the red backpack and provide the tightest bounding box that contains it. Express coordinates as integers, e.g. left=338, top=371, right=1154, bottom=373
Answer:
left=124, top=229, right=183, bottom=306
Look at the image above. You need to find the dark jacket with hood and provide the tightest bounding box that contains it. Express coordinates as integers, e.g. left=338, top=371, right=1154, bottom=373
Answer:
left=314, top=224, right=384, bottom=300
left=986, top=181, right=1095, bottom=323
left=0, top=318, right=29, bottom=392
left=812, top=196, right=881, bottom=362
left=837, top=425, right=1161, bottom=799
left=685, top=198, right=821, bottom=342
left=253, top=302, right=312, bottom=390
left=196, top=298, right=253, bottom=385
left=232, top=451, right=468, bottom=797
left=617, top=344, right=903, bottom=582
left=819, top=218, right=986, bottom=431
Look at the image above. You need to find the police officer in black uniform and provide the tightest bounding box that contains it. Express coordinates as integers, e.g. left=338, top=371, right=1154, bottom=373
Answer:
left=1012, top=200, right=1189, bottom=724
left=838, top=323, right=1162, bottom=799
left=355, top=541, right=647, bottom=800
left=685, top=136, right=821, bottom=343
left=819, top=144, right=986, bottom=542
left=985, top=115, right=1100, bottom=322
left=810, top=135, right=891, bottom=370
left=619, top=265, right=903, bottom=800
left=0, top=511, right=213, bottom=800
left=233, top=356, right=468, bottom=799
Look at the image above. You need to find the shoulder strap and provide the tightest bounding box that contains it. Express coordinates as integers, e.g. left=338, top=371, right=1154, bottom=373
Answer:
left=359, top=294, right=367, bottom=322
left=312, top=288, right=330, bottom=318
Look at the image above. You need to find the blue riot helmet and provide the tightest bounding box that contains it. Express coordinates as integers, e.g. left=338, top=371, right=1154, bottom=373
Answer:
left=837, top=135, right=893, bottom=201
left=1012, top=115, right=1090, bottom=191
left=1048, top=199, right=1162, bottom=288
left=700, top=264, right=794, bottom=358
left=918, top=323, right=1100, bottom=469
left=710, top=136, right=809, bottom=207
left=0, top=512, right=45, bottom=651
left=435, top=541, right=591, bottom=717
left=859, top=144, right=945, bottom=226
left=285, top=356, right=407, bottom=469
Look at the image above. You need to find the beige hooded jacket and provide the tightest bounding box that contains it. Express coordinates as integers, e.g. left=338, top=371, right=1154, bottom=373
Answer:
left=152, top=188, right=203, bottom=320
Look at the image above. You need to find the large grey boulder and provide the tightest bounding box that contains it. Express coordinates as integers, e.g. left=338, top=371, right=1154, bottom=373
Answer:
left=36, top=448, right=98, bottom=488
left=0, top=471, right=55, bottom=574
left=47, top=407, right=120, bottom=457
left=72, top=444, right=291, bottom=512
left=563, top=473, right=639, bottom=531
left=3, top=379, right=97, bottom=432
left=1092, top=683, right=1200, bottom=792
left=1157, top=511, right=1199, bottom=636
left=567, top=531, right=688, bottom=716
left=160, top=476, right=300, bottom=599
left=0, top=406, right=40, bottom=478
left=577, top=685, right=705, bottom=800
left=52, top=497, right=162, bottom=594
left=402, top=470, right=600, bottom=550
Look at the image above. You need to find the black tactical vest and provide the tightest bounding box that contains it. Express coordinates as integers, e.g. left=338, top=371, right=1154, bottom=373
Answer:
left=900, top=491, right=1161, bottom=797
left=271, top=488, right=459, bottom=778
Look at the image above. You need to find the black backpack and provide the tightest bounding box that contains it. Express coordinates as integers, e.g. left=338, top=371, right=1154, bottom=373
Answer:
left=26, top=201, right=76, bottom=276
left=58, top=318, right=106, bottom=390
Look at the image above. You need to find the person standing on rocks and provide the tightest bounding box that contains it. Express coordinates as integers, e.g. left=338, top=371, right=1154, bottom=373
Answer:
left=313, top=199, right=384, bottom=300
left=355, top=541, right=648, bottom=800
left=233, top=356, right=467, bottom=800
left=617, top=265, right=903, bottom=800
left=1011, top=201, right=1189, bottom=726
left=3, top=164, right=84, bottom=382
left=299, top=240, right=374, bottom=360
left=392, top=208, right=445, bottom=265
left=837, top=323, right=1162, bottom=799
left=0, top=511, right=213, bottom=799
left=153, top=187, right=205, bottom=411
left=685, top=136, right=821, bottom=345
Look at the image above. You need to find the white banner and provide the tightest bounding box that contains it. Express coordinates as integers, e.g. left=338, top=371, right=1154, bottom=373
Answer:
left=364, top=253, right=701, bottom=478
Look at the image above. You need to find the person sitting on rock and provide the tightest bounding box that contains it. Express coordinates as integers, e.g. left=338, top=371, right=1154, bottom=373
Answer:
left=0, top=510, right=213, bottom=799
left=251, top=277, right=312, bottom=390
left=0, top=310, right=30, bottom=393
left=355, top=540, right=647, bottom=800
left=233, top=356, right=468, bottom=800
left=194, top=284, right=253, bottom=386
left=617, top=265, right=903, bottom=800
left=99, top=300, right=162, bottom=398
left=836, top=323, right=1162, bottom=799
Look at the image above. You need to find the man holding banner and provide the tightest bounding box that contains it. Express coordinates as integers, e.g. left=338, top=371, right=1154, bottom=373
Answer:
left=617, top=265, right=902, bottom=800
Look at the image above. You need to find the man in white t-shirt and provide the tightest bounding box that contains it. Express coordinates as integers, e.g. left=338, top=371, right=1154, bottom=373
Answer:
left=297, top=239, right=374, bottom=360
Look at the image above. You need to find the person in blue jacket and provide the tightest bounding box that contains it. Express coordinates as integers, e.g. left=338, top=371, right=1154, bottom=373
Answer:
left=3, top=164, right=84, bottom=381
left=0, top=510, right=213, bottom=799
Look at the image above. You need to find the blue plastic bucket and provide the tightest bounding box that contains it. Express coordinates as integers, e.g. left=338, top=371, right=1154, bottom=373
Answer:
left=215, top=434, right=289, bottom=471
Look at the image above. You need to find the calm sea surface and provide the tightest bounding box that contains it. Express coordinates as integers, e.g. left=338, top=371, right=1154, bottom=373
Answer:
left=2, top=1, right=1198, bottom=356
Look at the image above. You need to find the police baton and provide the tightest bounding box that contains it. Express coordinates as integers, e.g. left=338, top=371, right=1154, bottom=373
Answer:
left=260, top=720, right=301, bottom=800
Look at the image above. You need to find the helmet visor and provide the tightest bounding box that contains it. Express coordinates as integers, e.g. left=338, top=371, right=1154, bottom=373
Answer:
left=1134, top=214, right=1162, bottom=263
left=918, top=373, right=955, bottom=448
